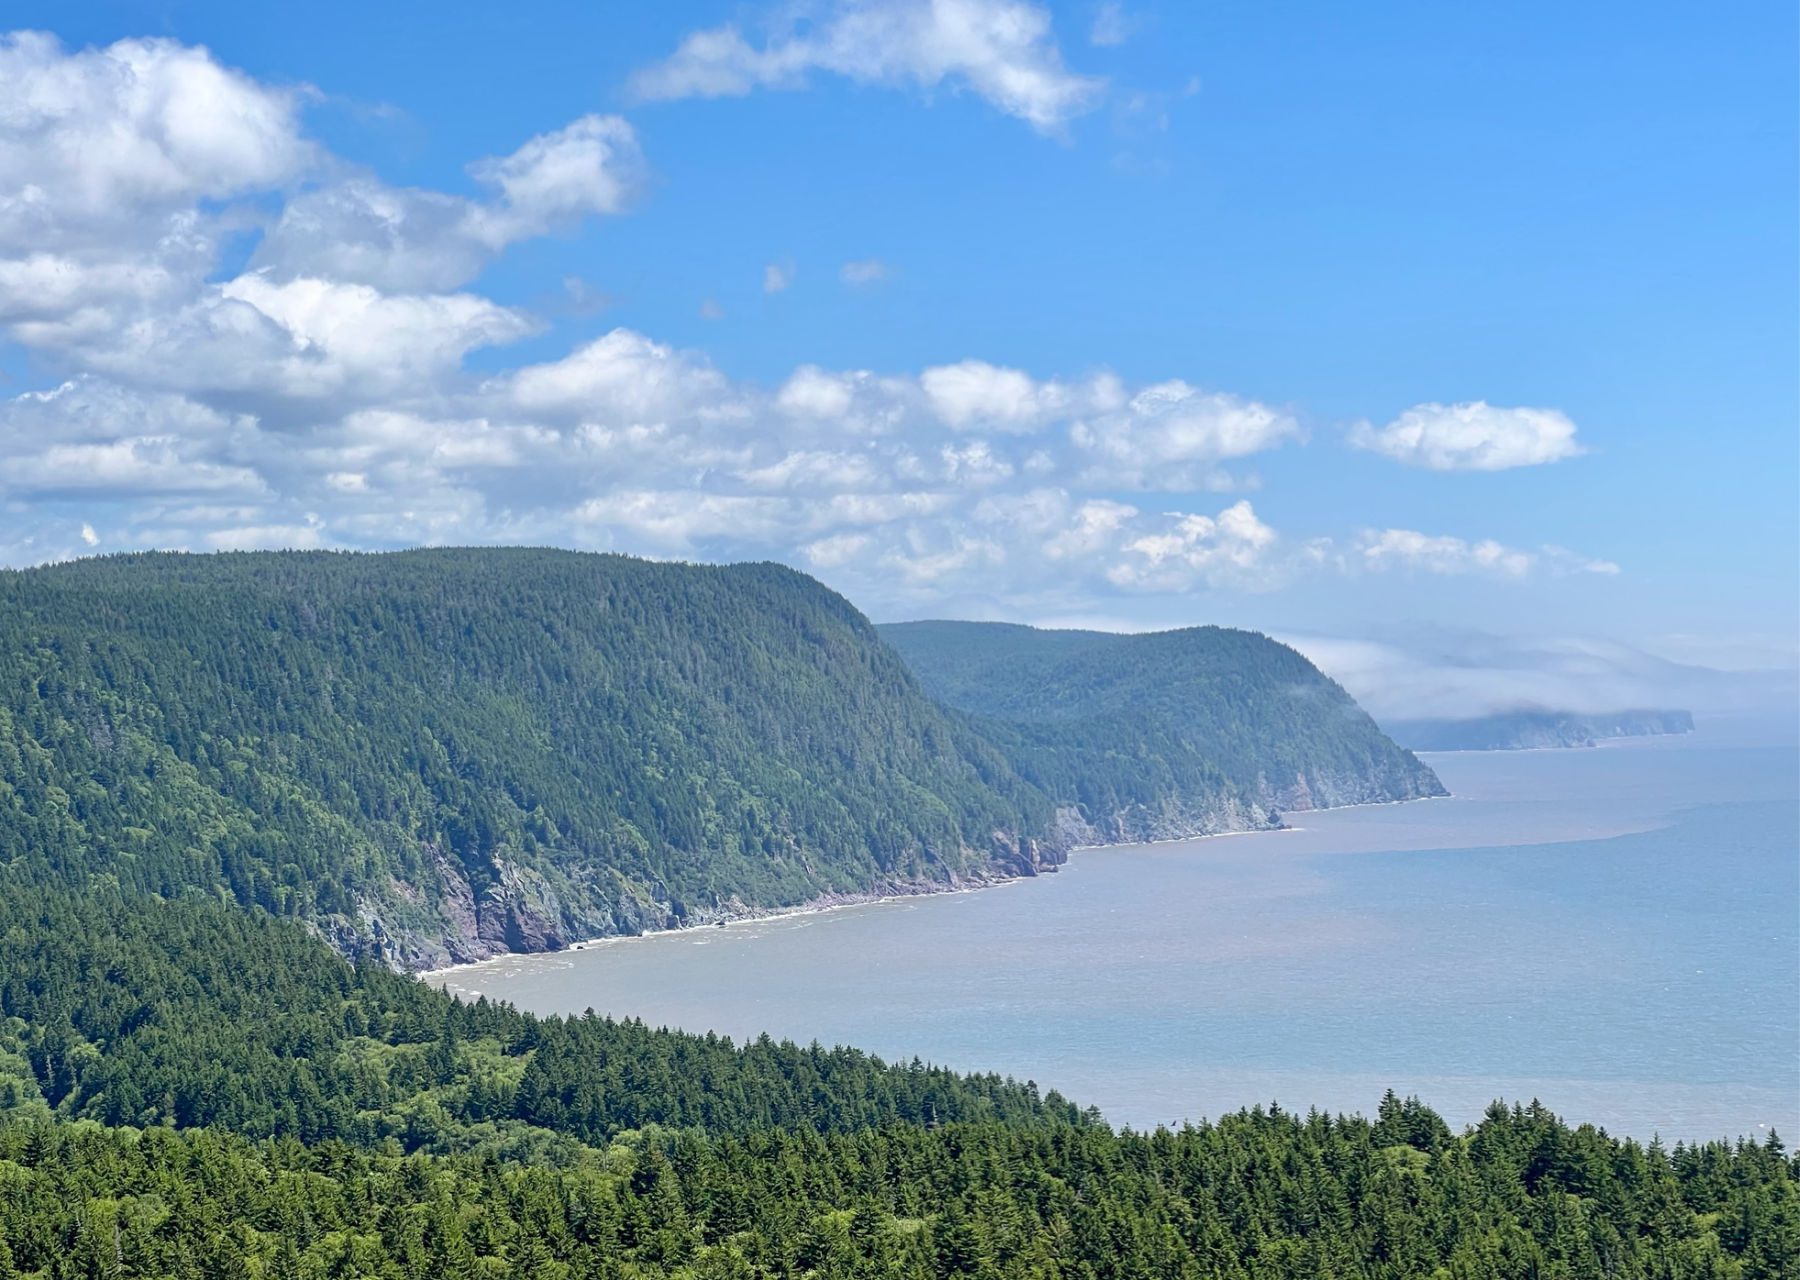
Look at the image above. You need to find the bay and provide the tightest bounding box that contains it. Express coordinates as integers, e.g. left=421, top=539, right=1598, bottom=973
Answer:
left=433, top=722, right=1799, bottom=1142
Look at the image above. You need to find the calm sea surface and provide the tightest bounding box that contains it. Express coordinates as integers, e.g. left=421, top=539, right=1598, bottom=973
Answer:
left=434, top=724, right=1799, bottom=1141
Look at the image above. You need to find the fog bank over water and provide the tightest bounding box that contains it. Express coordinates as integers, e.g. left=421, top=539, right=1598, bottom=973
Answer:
left=1280, top=626, right=1798, bottom=722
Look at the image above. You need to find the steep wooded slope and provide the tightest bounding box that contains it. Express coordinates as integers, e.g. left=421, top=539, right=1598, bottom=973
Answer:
left=0, top=550, right=1052, bottom=966
left=880, top=620, right=1445, bottom=843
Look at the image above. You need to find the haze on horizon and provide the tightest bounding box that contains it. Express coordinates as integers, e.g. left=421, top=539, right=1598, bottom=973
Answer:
left=0, top=1, right=1793, bottom=718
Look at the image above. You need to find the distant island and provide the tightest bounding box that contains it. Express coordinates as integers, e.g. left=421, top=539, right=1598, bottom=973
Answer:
left=1385, top=708, right=1695, bottom=752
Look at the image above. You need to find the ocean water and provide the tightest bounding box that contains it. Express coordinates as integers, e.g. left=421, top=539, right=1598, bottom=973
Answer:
left=434, top=726, right=1799, bottom=1142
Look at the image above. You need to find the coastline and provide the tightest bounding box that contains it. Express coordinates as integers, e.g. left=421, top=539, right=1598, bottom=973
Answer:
left=422, top=792, right=1448, bottom=982
left=422, top=875, right=1030, bottom=982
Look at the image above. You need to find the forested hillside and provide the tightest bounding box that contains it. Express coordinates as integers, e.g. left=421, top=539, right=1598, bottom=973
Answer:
left=0, top=550, right=1053, bottom=967
left=1, top=884, right=1792, bottom=1279
left=0, top=550, right=1445, bottom=968
left=0, top=883, right=1077, bottom=1149
left=880, top=621, right=1445, bottom=844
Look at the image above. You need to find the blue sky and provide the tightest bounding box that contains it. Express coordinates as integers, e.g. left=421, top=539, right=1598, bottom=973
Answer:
left=1, top=1, right=1794, bottom=703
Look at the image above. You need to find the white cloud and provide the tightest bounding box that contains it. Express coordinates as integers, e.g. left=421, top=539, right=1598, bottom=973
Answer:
left=0, top=251, right=196, bottom=324
left=220, top=274, right=535, bottom=391
left=1349, top=401, right=1583, bottom=471
left=499, top=328, right=734, bottom=423
left=802, top=532, right=871, bottom=568
left=204, top=517, right=327, bottom=552
left=939, top=439, right=1014, bottom=487
left=629, top=0, right=1104, bottom=134
left=0, top=379, right=268, bottom=499
left=1354, top=528, right=1617, bottom=579
left=0, top=31, right=314, bottom=358
left=252, top=115, right=644, bottom=292
left=5, top=438, right=267, bottom=498
left=776, top=365, right=916, bottom=433
left=469, top=115, right=642, bottom=234
left=1070, top=380, right=1300, bottom=488
left=1108, top=500, right=1284, bottom=591
left=840, top=257, right=891, bottom=286
left=921, top=359, right=1067, bottom=431
left=574, top=490, right=793, bottom=549
left=742, top=450, right=882, bottom=492
left=763, top=261, right=793, bottom=293
left=0, top=31, right=311, bottom=242
left=35, top=274, right=536, bottom=411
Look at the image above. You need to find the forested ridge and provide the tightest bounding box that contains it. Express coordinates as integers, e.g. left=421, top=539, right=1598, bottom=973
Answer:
left=0, top=549, right=1056, bottom=967
left=0, top=884, right=1792, bottom=1278
left=0, top=549, right=1437, bottom=968
left=879, top=622, right=1444, bottom=844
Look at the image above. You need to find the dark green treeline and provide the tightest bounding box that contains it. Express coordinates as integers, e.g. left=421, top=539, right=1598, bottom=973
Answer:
left=0, top=884, right=1794, bottom=1278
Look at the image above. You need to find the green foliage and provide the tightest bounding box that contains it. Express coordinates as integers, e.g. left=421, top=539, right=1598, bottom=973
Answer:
left=0, top=1095, right=1790, bottom=1278
left=0, top=884, right=1076, bottom=1148
left=0, top=549, right=1049, bottom=965
left=880, top=620, right=1445, bottom=840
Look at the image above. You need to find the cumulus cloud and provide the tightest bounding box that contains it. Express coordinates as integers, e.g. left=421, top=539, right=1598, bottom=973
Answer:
left=763, top=261, right=793, bottom=293
left=0, top=31, right=314, bottom=356
left=1108, top=501, right=1284, bottom=591
left=629, top=0, right=1104, bottom=134
left=1070, top=380, right=1300, bottom=489
left=251, top=116, right=644, bottom=292
left=497, top=328, right=735, bottom=424
left=1349, top=401, right=1583, bottom=471
left=0, top=34, right=642, bottom=425
left=776, top=365, right=916, bottom=433
left=921, top=359, right=1068, bottom=430
left=34, top=274, right=538, bottom=414
left=0, top=31, right=312, bottom=241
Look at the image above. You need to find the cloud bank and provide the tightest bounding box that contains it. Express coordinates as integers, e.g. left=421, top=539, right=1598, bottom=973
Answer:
left=0, top=29, right=1615, bottom=624
left=1284, top=628, right=1796, bottom=723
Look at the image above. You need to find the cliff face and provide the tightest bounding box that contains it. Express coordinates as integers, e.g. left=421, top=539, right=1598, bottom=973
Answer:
left=1387, top=709, right=1695, bottom=752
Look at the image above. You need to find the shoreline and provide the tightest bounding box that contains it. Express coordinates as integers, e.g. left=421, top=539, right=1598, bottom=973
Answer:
left=422, top=875, right=1033, bottom=981
left=422, top=792, right=1448, bottom=982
